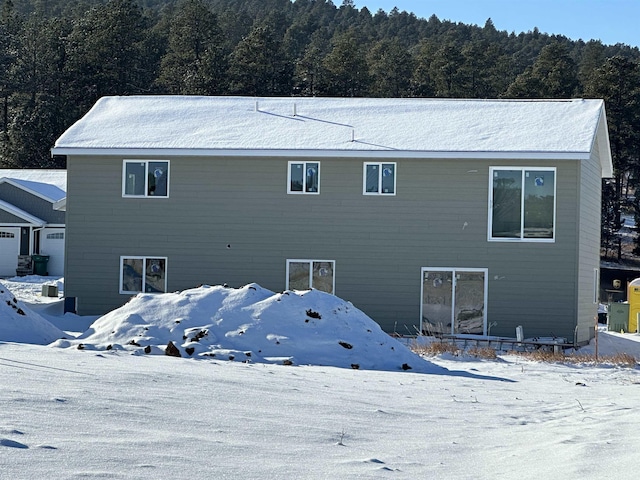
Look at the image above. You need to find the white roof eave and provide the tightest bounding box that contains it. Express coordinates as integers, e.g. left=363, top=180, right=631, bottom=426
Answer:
left=0, top=199, right=46, bottom=226
left=594, top=108, right=614, bottom=178
left=50, top=147, right=593, bottom=161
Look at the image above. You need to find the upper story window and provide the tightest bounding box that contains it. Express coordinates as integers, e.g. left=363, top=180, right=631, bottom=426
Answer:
left=123, top=160, right=169, bottom=198
left=363, top=162, right=396, bottom=195
left=288, top=161, right=319, bottom=194
left=120, top=256, right=167, bottom=294
left=489, top=167, right=556, bottom=241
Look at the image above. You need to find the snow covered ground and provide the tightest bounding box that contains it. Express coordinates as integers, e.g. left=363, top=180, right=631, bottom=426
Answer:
left=1, top=276, right=640, bottom=479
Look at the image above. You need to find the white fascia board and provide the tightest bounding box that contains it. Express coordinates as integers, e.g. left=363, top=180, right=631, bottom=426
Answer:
left=51, top=147, right=591, bottom=161
left=0, top=199, right=46, bottom=226
left=53, top=197, right=66, bottom=211
left=594, top=108, right=614, bottom=178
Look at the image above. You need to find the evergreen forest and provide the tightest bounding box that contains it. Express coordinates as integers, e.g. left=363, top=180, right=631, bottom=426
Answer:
left=2, top=0, right=640, bottom=256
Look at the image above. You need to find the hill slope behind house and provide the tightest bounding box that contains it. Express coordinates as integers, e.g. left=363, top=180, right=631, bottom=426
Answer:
left=59, top=283, right=436, bottom=372
left=0, top=285, right=66, bottom=345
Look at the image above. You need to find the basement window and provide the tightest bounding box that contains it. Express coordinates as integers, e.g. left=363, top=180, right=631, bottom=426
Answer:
left=286, top=259, right=335, bottom=294
left=123, top=160, right=169, bottom=197
left=120, top=256, right=167, bottom=294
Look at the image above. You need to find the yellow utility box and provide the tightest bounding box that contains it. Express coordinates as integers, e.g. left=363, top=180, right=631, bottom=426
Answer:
left=628, top=278, right=640, bottom=333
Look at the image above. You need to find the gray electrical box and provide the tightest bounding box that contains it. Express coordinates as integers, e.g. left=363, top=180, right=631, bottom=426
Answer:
left=41, top=285, right=58, bottom=297
left=607, top=303, right=629, bottom=332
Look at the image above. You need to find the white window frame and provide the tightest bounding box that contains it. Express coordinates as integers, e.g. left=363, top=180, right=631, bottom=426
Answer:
left=488, top=166, right=556, bottom=242
left=420, top=267, right=489, bottom=336
left=286, top=259, right=335, bottom=294
left=287, top=161, right=320, bottom=194
left=46, top=232, right=64, bottom=240
left=119, top=256, right=168, bottom=294
left=122, top=160, right=170, bottom=198
left=363, top=162, right=396, bottom=195
left=0, top=231, right=15, bottom=238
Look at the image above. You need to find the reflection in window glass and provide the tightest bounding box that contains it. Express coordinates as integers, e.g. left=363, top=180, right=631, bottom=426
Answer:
left=312, top=261, right=334, bottom=294
left=453, top=271, right=485, bottom=335
left=364, top=162, right=396, bottom=195
left=290, top=163, right=304, bottom=192
left=288, top=261, right=310, bottom=290
left=288, top=162, right=320, bottom=194
left=421, top=270, right=453, bottom=335
left=490, top=168, right=555, bottom=240
left=145, top=258, right=166, bottom=292
left=124, top=162, right=146, bottom=196
left=148, top=162, right=168, bottom=197
left=491, top=170, right=521, bottom=238
left=305, top=163, right=319, bottom=193
left=120, top=257, right=167, bottom=294
left=421, top=268, right=487, bottom=336
left=122, top=258, right=143, bottom=292
left=523, top=170, right=554, bottom=238
left=381, top=163, right=395, bottom=194
left=365, top=164, right=379, bottom=192
left=287, top=259, right=335, bottom=294
left=123, top=160, right=169, bottom=197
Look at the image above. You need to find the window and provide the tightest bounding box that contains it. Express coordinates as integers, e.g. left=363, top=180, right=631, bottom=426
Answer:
left=0, top=231, right=15, bottom=238
left=120, top=256, right=167, bottom=294
left=489, top=167, right=556, bottom=241
left=288, top=161, right=319, bottom=194
left=421, top=268, right=488, bottom=336
left=123, top=160, right=169, bottom=197
left=286, top=259, right=335, bottom=294
left=46, top=232, right=64, bottom=240
left=363, top=162, right=396, bottom=195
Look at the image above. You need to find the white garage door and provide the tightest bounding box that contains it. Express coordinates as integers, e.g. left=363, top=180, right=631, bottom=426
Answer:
left=0, top=228, right=20, bottom=277
left=40, top=228, right=65, bottom=276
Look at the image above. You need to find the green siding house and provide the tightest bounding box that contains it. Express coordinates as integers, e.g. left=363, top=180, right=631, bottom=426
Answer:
left=52, top=96, right=612, bottom=345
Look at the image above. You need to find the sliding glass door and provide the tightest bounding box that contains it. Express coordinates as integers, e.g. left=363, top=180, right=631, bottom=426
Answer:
left=421, top=268, right=487, bottom=336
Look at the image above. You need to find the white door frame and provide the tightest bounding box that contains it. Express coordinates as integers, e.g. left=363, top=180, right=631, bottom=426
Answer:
left=420, top=267, right=489, bottom=336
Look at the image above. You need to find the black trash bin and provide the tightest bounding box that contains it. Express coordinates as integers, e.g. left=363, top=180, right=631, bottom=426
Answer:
left=31, top=254, right=49, bottom=276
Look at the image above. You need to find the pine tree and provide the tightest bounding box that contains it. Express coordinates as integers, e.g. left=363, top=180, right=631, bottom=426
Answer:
left=156, top=0, right=227, bottom=95
left=321, top=28, right=370, bottom=96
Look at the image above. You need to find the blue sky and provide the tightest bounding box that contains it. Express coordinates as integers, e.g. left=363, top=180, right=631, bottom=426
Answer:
left=357, top=0, right=639, bottom=47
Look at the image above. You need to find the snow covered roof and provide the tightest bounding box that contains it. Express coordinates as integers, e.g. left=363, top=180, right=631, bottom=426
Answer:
left=0, top=169, right=66, bottom=194
left=52, top=96, right=613, bottom=175
left=0, top=178, right=66, bottom=203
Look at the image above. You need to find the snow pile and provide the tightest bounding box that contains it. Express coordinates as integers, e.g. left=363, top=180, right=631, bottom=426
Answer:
left=0, top=284, right=65, bottom=344
left=55, top=283, right=434, bottom=372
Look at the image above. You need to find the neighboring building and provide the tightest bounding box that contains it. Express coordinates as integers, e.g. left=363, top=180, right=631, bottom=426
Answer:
left=52, top=96, right=612, bottom=344
left=0, top=170, right=67, bottom=277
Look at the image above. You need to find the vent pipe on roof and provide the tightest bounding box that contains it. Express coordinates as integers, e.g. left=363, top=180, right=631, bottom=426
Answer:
left=293, top=103, right=297, bottom=116
left=255, top=100, right=259, bottom=112
left=351, top=129, right=355, bottom=142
